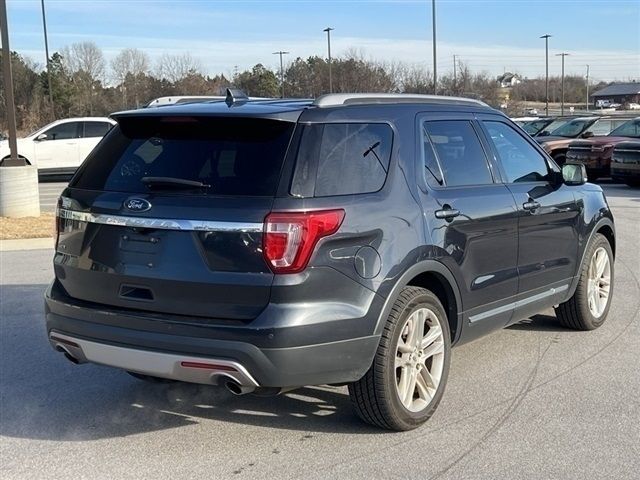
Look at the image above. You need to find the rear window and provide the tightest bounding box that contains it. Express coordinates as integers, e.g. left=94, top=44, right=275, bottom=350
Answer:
left=291, top=123, right=393, bottom=197
left=72, top=117, right=295, bottom=196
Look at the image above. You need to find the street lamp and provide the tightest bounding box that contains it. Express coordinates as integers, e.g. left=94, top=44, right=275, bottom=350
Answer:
left=432, top=0, right=437, bottom=94
left=40, top=0, right=54, bottom=117
left=585, top=64, right=590, bottom=111
left=556, top=52, right=569, bottom=116
left=0, top=0, right=19, bottom=164
left=540, top=34, right=551, bottom=116
left=323, top=27, right=334, bottom=93
left=272, top=51, right=289, bottom=98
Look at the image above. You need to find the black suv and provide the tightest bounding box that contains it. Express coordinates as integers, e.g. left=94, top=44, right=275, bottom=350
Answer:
left=46, top=91, right=615, bottom=431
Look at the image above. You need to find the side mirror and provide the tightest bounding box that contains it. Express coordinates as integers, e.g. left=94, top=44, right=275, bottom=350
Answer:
left=581, top=131, right=594, bottom=139
left=562, top=162, right=588, bottom=186
left=35, top=133, right=48, bottom=141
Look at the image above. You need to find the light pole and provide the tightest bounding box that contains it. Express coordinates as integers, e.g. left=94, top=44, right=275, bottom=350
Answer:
left=323, top=27, right=334, bottom=93
left=585, top=64, right=590, bottom=111
left=556, top=52, right=569, bottom=116
left=0, top=0, right=19, bottom=164
left=432, top=0, right=437, bottom=94
left=40, top=0, right=54, bottom=117
left=540, top=34, right=551, bottom=116
left=453, top=54, right=458, bottom=92
left=272, top=51, right=289, bottom=98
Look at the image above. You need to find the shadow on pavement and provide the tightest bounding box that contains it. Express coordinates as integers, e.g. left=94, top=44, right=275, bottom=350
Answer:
left=0, top=284, right=377, bottom=441
left=508, top=314, right=567, bottom=332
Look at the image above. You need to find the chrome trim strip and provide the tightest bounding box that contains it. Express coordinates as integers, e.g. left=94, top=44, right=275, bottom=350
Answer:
left=469, top=284, right=569, bottom=323
left=49, top=331, right=260, bottom=387
left=613, top=149, right=640, bottom=153
left=58, top=208, right=263, bottom=233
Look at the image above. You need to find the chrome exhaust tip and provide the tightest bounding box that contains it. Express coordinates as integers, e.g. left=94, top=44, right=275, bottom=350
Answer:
left=224, top=379, right=256, bottom=395
left=55, top=345, right=80, bottom=364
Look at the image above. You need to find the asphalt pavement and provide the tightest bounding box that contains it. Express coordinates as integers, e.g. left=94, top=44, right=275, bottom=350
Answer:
left=1, top=184, right=638, bottom=479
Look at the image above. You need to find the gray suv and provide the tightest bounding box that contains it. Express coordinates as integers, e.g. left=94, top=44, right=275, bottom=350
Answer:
left=46, top=91, right=615, bottom=430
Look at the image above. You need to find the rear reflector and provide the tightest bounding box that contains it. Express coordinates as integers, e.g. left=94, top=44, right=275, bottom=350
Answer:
left=180, top=361, right=237, bottom=372
left=263, top=209, right=345, bottom=274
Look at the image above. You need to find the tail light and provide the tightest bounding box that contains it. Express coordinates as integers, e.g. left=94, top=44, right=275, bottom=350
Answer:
left=263, top=209, right=345, bottom=273
left=54, top=197, right=62, bottom=249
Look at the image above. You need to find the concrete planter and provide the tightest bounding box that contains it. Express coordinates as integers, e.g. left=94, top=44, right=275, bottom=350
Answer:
left=0, top=165, right=40, bottom=217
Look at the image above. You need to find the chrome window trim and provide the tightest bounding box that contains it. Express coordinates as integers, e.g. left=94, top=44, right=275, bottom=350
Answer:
left=57, top=208, right=263, bottom=233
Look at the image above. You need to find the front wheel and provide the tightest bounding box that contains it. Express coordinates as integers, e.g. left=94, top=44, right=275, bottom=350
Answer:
left=349, top=286, right=451, bottom=431
left=555, top=233, right=614, bottom=330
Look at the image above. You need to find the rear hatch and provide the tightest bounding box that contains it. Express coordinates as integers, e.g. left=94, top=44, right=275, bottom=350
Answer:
left=54, top=115, right=297, bottom=321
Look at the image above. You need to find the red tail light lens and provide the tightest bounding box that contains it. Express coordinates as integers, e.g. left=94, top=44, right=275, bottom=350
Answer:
left=263, top=209, right=345, bottom=273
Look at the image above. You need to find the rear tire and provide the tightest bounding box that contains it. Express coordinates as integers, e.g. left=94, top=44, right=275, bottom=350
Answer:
left=349, top=286, right=451, bottom=431
left=555, top=233, right=613, bottom=330
left=624, top=179, right=640, bottom=188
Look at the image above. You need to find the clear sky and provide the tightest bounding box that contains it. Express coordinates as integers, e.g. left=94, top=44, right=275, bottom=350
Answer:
left=5, top=0, right=640, bottom=82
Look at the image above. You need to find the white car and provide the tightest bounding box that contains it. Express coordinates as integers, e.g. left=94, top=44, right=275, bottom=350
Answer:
left=0, top=117, right=116, bottom=175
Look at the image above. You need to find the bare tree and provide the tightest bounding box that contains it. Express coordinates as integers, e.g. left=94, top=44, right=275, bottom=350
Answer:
left=61, top=41, right=105, bottom=81
left=111, top=48, right=150, bottom=107
left=156, top=53, right=202, bottom=83
left=60, top=42, right=105, bottom=115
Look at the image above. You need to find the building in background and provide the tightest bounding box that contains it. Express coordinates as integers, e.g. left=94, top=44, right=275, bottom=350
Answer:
left=590, top=83, right=640, bottom=108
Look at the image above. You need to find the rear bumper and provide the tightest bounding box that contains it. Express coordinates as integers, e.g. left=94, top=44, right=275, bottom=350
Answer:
left=45, top=282, right=381, bottom=388
left=611, top=163, right=640, bottom=179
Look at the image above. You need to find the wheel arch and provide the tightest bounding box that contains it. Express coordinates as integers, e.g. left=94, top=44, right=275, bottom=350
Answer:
left=374, top=260, right=463, bottom=346
left=596, top=223, right=615, bottom=258
left=566, top=217, right=615, bottom=299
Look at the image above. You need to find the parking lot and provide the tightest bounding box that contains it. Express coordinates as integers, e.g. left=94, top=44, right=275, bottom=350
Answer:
left=0, top=184, right=638, bottom=479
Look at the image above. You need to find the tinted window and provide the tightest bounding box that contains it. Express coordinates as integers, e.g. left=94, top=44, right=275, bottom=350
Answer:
left=484, top=121, right=550, bottom=183
left=609, top=119, right=640, bottom=138
left=550, top=119, right=594, bottom=137
left=292, top=123, right=392, bottom=197
left=421, top=125, right=443, bottom=187
left=44, top=122, right=79, bottom=140
left=83, top=121, right=112, bottom=138
left=72, top=117, right=295, bottom=196
left=588, top=119, right=613, bottom=136
left=423, top=120, right=492, bottom=187
left=523, top=119, right=550, bottom=136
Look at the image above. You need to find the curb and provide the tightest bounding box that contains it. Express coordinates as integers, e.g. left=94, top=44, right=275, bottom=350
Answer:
left=0, top=237, right=54, bottom=252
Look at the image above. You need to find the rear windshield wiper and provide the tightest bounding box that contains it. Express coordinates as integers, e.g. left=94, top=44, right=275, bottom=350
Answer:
left=141, top=176, right=211, bottom=190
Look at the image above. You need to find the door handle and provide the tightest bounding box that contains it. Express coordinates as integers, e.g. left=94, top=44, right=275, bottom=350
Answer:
left=523, top=200, right=541, bottom=211
left=435, top=207, right=461, bottom=220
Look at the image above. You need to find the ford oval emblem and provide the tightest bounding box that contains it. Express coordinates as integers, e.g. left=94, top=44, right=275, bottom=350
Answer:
left=124, top=198, right=152, bottom=212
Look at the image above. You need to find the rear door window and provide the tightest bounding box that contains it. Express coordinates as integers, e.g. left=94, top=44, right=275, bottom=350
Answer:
left=83, top=121, right=112, bottom=138
left=71, top=117, right=295, bottom=196
left=291, top=123, right=392, bottom=197
left=422, top=120, right=493, bottom=187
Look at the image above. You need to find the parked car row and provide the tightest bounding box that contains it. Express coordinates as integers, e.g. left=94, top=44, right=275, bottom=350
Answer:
left=516, top=115, right=640, bottom=186
left=565, top=118, right=640, bottom=182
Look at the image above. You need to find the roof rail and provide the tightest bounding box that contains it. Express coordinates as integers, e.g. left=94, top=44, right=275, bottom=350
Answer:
left=313, top=93, right=488, bottom=108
